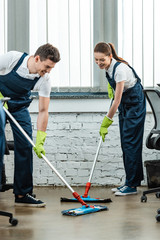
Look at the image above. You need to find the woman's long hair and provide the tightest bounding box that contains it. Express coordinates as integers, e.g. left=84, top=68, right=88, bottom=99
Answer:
left=94, top=42, right=128, bottom=65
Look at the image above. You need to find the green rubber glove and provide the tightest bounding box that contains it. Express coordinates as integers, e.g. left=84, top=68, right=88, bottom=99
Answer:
left=33, top=130, right=47, bottom=158
left=108, top=82, right=114, bottom=99
left=100, top=116, right=113, bottom=142
left=0, top=92, right=8, bottom=109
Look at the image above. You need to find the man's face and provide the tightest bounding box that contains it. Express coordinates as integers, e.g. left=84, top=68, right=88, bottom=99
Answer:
left=35, top=56, right=56, bottom=76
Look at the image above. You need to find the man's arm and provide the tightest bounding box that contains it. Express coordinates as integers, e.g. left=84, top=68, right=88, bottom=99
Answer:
left=37, top=96, right=50, bottom=131
left=0, top=52, right=11, bottom=70
left=0, top=51, right=22, bottom=71
left=33, top=96, right=50, bottom=158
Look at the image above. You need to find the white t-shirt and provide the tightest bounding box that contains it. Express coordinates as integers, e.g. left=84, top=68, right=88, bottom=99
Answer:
left=106, top=58, right=137, bottom=91
left=0, top=51, right=51, bottom=97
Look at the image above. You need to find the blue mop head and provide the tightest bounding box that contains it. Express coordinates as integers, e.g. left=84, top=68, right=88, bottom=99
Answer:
left=62, top=205, right=108, bottom=216
left=61, top=195, right=112, bottom=203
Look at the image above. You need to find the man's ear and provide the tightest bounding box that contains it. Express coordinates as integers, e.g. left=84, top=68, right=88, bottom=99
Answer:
left=35, top=55, right=40, bottom=63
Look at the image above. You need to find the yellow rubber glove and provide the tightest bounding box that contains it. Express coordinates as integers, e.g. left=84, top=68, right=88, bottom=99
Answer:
left=0, top=92, right=8, bottom=109
left=108, top=82, right=114, bottom=99
left=33, top=130, right=47, bottom=158
left=100, top=116, right=113, bottom=142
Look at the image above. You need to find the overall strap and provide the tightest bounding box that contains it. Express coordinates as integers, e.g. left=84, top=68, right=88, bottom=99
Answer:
left=112, top=62, right=121, bottom=79
left=105, top=62, right=121, bottom=80
left=128, top=65, right=141, bottom=82
left=106, top=62, right=121, bottom=90
left=105, top=71, right=110, bottom=80
left=13, top=52, right=28, bottom=71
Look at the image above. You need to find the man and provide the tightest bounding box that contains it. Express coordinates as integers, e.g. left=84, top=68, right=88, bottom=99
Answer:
left=0, top=100, right=6, bottom=192
left=0, top=43, right=60, bottom=207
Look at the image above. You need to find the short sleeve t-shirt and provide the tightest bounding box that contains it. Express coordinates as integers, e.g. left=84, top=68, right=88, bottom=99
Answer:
left=106, top=58, right=137, bottom=91
left=0, top=51, right=51, bottom=97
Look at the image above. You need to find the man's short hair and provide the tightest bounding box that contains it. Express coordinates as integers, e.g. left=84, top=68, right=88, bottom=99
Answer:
left=34, top=43, right=60, bottom=63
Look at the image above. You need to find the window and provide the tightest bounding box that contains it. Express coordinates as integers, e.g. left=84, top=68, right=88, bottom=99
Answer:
left=0, top=0, right=7, bottom=54
left=29, top=0, right=93, bottom=88
left=118, top=0, right=160, bottom=87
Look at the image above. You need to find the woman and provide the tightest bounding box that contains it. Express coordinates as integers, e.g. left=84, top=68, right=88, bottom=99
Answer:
left=94, top=42, right=146, bottom=196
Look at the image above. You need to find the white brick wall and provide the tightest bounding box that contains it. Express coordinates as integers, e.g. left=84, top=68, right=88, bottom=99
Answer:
left=4, top=109, right=160, bottom=187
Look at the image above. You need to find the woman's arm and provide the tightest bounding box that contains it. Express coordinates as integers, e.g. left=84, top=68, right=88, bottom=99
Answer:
left=107, top=81, right=124, bottom=119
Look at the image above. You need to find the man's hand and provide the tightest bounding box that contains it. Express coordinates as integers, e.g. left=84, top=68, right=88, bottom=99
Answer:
left=0, top=92, right=8, bottom=109
left=99, top=116, right=113, bottom=142
left=33, top=130, right=47, bottom=158
left=108, top=82, right=114, bottom=99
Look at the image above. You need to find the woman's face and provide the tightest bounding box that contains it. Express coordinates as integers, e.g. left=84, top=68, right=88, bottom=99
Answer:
left=94, top=52, right=112, bottom=70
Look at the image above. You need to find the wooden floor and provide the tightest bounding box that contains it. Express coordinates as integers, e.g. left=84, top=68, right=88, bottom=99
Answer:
left=0, top=186, right=160, bottom=240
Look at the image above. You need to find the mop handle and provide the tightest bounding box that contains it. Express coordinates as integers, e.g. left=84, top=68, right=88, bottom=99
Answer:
left=88, top=137, right=102, bottom=182
left=3, top=107, right=75, bottom=194
left=4, top=107, right=89, bottom=207
left=88, top=98, right=113, bottom=183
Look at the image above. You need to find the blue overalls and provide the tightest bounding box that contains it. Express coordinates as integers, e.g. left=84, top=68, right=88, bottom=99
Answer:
left=106, top=62, right=146, bottom=187
left=0, top=53, right=40, bottom=195
left=0, top=101, right=6, bottom=189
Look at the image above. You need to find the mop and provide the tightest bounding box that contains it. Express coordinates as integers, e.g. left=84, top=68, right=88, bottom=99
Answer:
left=3, top=106, right=108, bottom=216
left=61, top=99, right=113, bottom=203
left=61, top=137, right=112, bottom=203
